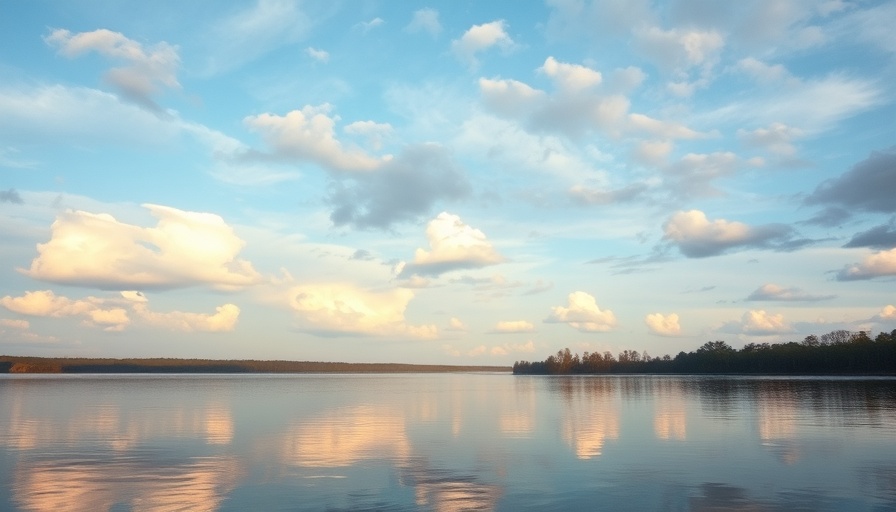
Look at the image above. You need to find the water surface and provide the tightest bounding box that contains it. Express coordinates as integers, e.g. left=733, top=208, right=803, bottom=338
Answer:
left=1, top=374, right=894, bottom=511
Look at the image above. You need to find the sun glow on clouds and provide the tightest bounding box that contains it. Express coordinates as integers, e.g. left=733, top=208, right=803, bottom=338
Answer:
left=545, top=292, right=617, bottom=333
left=23, top=205, right=262, bottom=291
left=399, top=212, right=503, bottom=278
left=645, top=313, right=681, bottom=336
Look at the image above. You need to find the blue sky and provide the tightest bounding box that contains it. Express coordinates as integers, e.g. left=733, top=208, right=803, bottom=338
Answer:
left=1, top=0, right=894, bottom=364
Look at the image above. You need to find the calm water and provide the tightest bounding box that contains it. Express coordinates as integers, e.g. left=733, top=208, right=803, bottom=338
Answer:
left=0, top=374, right=894, bottom=511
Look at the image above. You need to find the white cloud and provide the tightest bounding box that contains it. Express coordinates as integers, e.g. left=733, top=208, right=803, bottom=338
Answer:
left=245, top=104, right=390, bottom=172
left=399, top=212, right=503, bottom=277
left=628, top=113, right=706, bottom=140
left=305, top=47, right=329, bottom=62
left=405, top=8, right=442, bottom=37
left=490, top=340, right=536, bottom=355
left=287, top=283, right=436, bottom=339
left=344, top=120, right=393, bottom=151
left=0, top=319, right=30, bottom=330
left=633, top=140, right=673, bottom=165
left=747, top=283, right=835, bottom=302
left=491, top=320, right=535, bottom=334
left=877, top=305, right=896, bottom=320
left=736, top=57, right=791, bottom=83
left=452, top=20, right=514, bottom=67
left=545, top=291, right=617, bottom=332
left=355, top=17, right=385, bottom=34
left=202, top=0, right=312, bottom=75
left=0, top=290, right=237, bottom=333
left=837, top=248, right=896, bottom=281
left=23, top=204, right=262, bottom=291
left=645, top=313, right=681, bottom=336
left=738, top=123, right=803, bottom=156
left=663, top=210, right=798, bottom=258
left=479, top=78, right=546, bottom=118
left=447, top=317, right=466, bottom=331
left=45, top=28, right=180, bottom=111
left=741, top=310, right=793, bottom=335
left=634, top=26, right=724, bottom=72
left=539, top=57, right=602, bottom=92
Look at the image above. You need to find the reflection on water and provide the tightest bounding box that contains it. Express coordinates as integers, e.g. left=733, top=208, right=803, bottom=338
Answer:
left=0, top=374, right=894, bottom=511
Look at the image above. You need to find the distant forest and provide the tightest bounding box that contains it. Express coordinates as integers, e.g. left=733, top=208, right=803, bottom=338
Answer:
left=513, top=329, right=896, bottom=375
left=0, top=356, right=509, bottom=374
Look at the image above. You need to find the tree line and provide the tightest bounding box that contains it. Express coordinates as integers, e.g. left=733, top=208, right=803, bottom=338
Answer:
left=513, top=329, right=896, bottom=375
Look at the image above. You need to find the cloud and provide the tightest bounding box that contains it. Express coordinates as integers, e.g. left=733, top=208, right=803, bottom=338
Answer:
left=328, top=144, right=470, bottom=229
left=244, top=104, right=390, bottom=172
left=399, top=212, right=503, bottom=277
left=738, top=123, right=803, bottom=156
left=663, top=210, right=801, bottom=258
left=877, top=305, right=896, bottom=321
left=446, top=317, right=466, bottom=331
left=1, top=188, right=23, bottom=204
left=806, top=147, right=896, bottom=214
left=836, top=248, right=896, bottom=281
left=490, top=340, right=536, bottom=355
left=0, top=319, right=29, bottom=330
left=45, top=28, right=180, bottom=111
left=23, top=204, right=262, bottom=290
left=452, top=20, right=515, bottom=67
left=664, top=152, right=740, bottom=198
left=539, top=57, right=602, bottom=92
left=490, top=320, right=535, bottom=334
left=741, top=310, right=794, bottom=335
left=1, top=290, right=238, bottom=333
left=478, top=78, right=546, bottom=118
left=305, top=47, right=329, bottom=62
left=343, top=121, right=393, bottom=151
left=545, top=291, right=617, bottom=332
left=645, top=313, right=681, bottom=336
left=634, top=26, right=724, bottom=72
left=202, top=0, right=313, bottom=75
left=569, top=183, right=649, bottom=206
left=405, top=8, right=442, bottom=37
left=747, top=284, right=835, bottom=302
left=735, top=57, right=792, bottom=84
left=843, top=220, right=896, bottom=249
left=633, top=140, right=673, bottom=165
left=355, top=17, right=384, bottom=34
left=287, top=283, right=436, bottom=339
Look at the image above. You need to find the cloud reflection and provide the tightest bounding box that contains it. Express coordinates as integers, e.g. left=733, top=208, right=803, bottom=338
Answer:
left=280, top=405, right=411, bottom=467
left=13, top=455, right=241, bottom=512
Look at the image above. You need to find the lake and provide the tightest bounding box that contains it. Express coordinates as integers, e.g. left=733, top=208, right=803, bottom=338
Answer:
left=0, top=374, right=894, bottom=511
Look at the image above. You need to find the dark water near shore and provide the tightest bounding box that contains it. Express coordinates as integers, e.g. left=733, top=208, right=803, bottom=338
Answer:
left=0, top=374, right=894, bottom=511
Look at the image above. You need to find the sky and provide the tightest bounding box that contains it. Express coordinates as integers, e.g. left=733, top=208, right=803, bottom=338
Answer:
left=1, top=0, right=895, bottom=364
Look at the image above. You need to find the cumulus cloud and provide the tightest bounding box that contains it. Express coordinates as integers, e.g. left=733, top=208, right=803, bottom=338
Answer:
left=836, top=248, right=896, bottom=281
left=245, top=104, right=390, bottom=172
left=23, top=204, right=262, bottom=290
left=0, top=290, right=237, bottom=332
left=328, top=144, right=470, bottom=229
left=0, top=318, right=29, bottom=330
left=877, top=305, right=896, bottom=320
left=545, top=291, right=617, bottom=332
left=343, top=120, right=393, bottom=151
left=806, top=147, right=896, bottom=214
left=478, top=78, right=546, bottom=118
left=399, top=212, right=503, bottom=277
left=747, top=283, right=835, bottom=302
left=452, top=20, right=515, bottom=67
left=44, top=28, right=180, bottom=111
left=490, top=320, right=536, bottom=334
left=446, top=317, right=466, bottom=331
left=645, top=313, right=681, bottom=336
left=663, top=210, right=801, bottom=258
left=405, top=8, right=442, bottom=37
left=1, top=188, right=23, bottom=204
left=539, top=57, right=602, bottom=92
left=843, top=220, right=896, bottom=249
left=287, top=283, right=436, bottom=339
left=305, top=47, right=329, bottom=62
left=741, top=310, right=793, bottom=335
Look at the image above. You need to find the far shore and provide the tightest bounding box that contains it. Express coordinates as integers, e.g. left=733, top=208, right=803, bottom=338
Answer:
left=0, top=355, right=511, bottom=374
